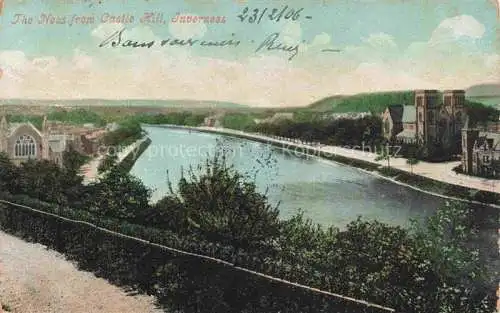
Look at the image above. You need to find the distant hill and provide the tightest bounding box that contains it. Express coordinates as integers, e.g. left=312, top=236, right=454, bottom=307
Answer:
left=307, top=95, right=347, bottom=111
left=466, top=83, right=500, bottom=98
left=0, top=99, right=248, bottom=109
left=306, top=91, right=415, bottom=113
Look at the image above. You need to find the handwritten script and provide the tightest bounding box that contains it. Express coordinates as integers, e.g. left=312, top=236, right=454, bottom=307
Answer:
left=98, top=28, right=340, bottom=61
left=236, top=5, right=312, bottom=24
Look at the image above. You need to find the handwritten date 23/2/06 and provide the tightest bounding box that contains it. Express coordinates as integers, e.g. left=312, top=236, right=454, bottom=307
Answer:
left=237, top=5, right=308, bottom=24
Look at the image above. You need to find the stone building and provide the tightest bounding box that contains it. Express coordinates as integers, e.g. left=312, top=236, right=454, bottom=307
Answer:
left=462, top=117, right=500, bottom=178
left=0, top=115, right=80, bottom=167
left=382, top=90, right=467, bottom=151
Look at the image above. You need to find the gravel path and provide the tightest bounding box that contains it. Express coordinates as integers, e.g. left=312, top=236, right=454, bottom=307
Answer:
left=0, top=230, right=164, bottom=313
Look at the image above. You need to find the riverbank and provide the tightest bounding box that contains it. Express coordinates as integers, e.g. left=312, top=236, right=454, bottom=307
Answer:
left=81, top=137, right=151, bottom=184
left=148, top=124, right=500, bottom=207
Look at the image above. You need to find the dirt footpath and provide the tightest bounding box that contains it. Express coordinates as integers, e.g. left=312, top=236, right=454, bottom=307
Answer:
left=0, top=231, right=164, bottom=313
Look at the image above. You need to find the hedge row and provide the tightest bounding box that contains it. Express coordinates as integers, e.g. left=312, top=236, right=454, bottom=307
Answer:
left=0, top=193, right=395, bottom=313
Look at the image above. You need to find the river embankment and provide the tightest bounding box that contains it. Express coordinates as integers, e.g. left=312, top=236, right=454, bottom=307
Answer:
left=146, top=124, right=500, bottom=208
left=81, top=137, right=151, bottom=184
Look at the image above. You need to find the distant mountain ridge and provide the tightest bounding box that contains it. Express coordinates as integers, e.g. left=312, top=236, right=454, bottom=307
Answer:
left=0, top=99, right=248, bottom=109
left=466, top=83, right=500, bottom=98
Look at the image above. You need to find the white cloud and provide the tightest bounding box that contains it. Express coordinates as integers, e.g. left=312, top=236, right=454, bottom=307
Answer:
left=281, top=21, right=302, bottom=45
left=430, top=15, right=485, bottom=43
left=362, top=33, right=397, bottom=49
left=311, top=32, right=331, bottom=46
left=91, top=23, right=124, bottom=40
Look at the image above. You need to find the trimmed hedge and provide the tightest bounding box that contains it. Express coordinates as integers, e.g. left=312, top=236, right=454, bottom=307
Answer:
left=0, top=193, right=394, bottom=313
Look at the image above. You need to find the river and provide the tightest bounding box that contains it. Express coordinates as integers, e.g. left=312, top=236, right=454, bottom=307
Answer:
left=129, top=126, right=450, bottom=228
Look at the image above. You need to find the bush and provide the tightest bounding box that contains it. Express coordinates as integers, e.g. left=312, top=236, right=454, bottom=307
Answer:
left=161, top=151, right=281, bottom=252
left=0, top=145, right=496, bottom=313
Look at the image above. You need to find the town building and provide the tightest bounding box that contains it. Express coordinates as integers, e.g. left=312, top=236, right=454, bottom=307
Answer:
left=254, top=112, right=294, bottom=124
left=204, top=114, right=223, bottom=127
left=382, top=90, right=467, bottom=151
left=0, top=115, right=82, bottom=167
left=461, top=117, right=500, bottom=178
left=80, top=129, right=107, bottom=156
left=323, top=112, right=371, bottom=121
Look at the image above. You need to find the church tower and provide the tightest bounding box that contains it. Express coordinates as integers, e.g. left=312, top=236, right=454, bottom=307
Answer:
left=41, top=115, right=50, bottom=159
left=461, top=116, right=478, bottom=174
left=415, top=89, right=440, bottom=147
left=443, top=90, right=466, bottom=135
left=0, top=112, right=7, bottom=153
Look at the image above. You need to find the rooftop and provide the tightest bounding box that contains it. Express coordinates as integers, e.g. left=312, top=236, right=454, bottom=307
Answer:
left=401, top=105, right=416, bottom=123
left=396, top=129, right=416, bottom=139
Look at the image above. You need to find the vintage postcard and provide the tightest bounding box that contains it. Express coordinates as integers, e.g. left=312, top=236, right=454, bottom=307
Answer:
left=0, top=0, right=499, bottom=312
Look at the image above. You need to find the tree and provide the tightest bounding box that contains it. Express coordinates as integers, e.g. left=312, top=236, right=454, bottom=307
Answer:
left=406, top=158, right=419, bottom=174
left=89, top=167, right=152, bottom=220
left=98, top=153, right=118, bottom=174
left=375, top=144, right=391, bottom=168
left=63, top=145, right=88, bottom=178
left=0, top=152, right=19, bottom=192
left=406, top=202, right=493, bottom=313
left=165, top=150, right=281, bottom=252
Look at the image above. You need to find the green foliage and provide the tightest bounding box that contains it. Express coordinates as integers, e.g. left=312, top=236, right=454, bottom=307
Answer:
left=162, top=151, right=281, bottom=251
left=0, top=143, right=495, bottom=313
left=47, top=108, right=106, bottom=126
left=126, top=112, right=207, bottom=126
left=7, top=114, right=43, bottom=130
left=0, top=194, right=385, bottom=313
left=465, top=100, right=499, bottom=123
left=102, top=120, right=144, bottom=147
left=307, top=95, right=346, bottom=111
left=114, top=138, right=151, bottom=173
left=254, top=115, right=383, bottom=148
left=63, top=145, right=90, bottom=176
left=308, top=91, right=415, bottom=113
left=375, top=146, right=391, bottom=168
left=97, top=153, right=118, bottom=174
left=407, top=203, right=493, bottom=313
left=87, top=167, right=152, bottom=220
left=406, top=158, right=419, bottom=173
left=221, top=113, right=257, bottom=131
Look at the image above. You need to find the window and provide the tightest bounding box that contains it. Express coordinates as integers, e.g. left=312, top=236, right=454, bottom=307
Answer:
left=416, top=96, right=422, bottom=107
left=14, top=135, right=37, bottom=157
left=483, top=155, right=490, bottom=163
left=444, top=96, right=452, bottom=107
left=428, top=111, right=434, bottom=124
left=419, top=112, right=423, bottom=122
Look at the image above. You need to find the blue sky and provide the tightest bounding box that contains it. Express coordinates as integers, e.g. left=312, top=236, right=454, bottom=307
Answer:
left=0, top=0, right=498, bottom=106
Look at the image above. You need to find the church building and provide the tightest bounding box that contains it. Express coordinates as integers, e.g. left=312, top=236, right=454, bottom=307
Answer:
left=382, top=89, right=467, bottom=152
left=0, top=115, right=78, bottom=166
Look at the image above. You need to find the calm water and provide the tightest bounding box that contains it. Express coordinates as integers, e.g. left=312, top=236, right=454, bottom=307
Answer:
left=130, top=126, right=446, bottom=228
